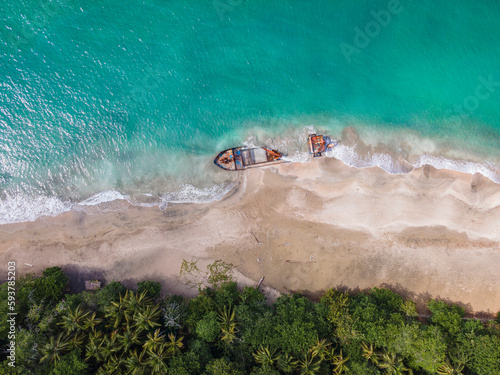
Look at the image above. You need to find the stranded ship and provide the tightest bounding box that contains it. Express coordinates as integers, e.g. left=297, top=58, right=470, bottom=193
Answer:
left=307, top=134, right=339, bottom=157
left=213, top=146, right=284, bottom=171
left=214, top=134, right=338, bottom=171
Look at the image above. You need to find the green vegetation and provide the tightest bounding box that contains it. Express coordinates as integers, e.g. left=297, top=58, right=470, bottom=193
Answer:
left=137, top=281, right=162, bottom=300
left=1, top=262, right=499, bottom=374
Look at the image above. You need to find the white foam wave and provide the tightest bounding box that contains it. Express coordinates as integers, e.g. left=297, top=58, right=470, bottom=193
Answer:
left=77, top=190, right=127, bottom=206
left=159, top=183, right=235, bottom=208
left=326, top=144, right=411, bottom=173
left=412, top=155, right=500, bottom=183
left=327, top=143, right=500, bottom=183
left=0, top=183, right=236, bottom=225
left=282, top=151, right=311, bottom=163
left=0, top=194, right=73, bottom=225
left=1, top=126, right=498, bottom=226
left=242, top=139, right=258, bottom=149
left=239, top=126, right=500, bottom=183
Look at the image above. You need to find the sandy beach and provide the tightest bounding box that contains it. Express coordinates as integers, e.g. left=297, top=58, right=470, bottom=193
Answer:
left=1, top=158, right=499, bottom=315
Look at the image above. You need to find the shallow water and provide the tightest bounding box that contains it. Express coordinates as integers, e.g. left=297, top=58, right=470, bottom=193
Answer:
left=1, top=0, right=499, bottom=224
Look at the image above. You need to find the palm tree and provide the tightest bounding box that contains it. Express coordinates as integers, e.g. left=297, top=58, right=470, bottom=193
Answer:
left=146, top=343, right=171, bottom=374
left=98, top=333, right=120, bottom=362
left=40, top=333, right=70, bottom=364
left=116, top=323, right=142, bottom=353
left=124, top=291, right=152, bottom=322
left=437, top=358, right=464, bottom=375
left=104, top=354, right=127, bottom=374
left=309, top=338, right=332, bottom=361
left=361, top=342, right=378, bottom=364
left=220, top=325, right=238, bottom=346
left=83, top=311, right=103, bottom=333
left=253, top=345, right=281, bottom=369
left=85, top=330, right=103, bottom=361
left=277, top=353, right=298, bottom=373
left=97, top=358, right=122, bottom=375
left=218, top=305, right=238, bottom=345
left=330, top=350, right=350, bottom=375
left=376, top=351, right=409, bottom=375
left=298, top=351, right=322, bottom=375
left=143, top=329, right=165, bottom=354
left=105, top=292, right=129, bottom=329
left=126, top=290, right=152, bottom=310
left=58, top=305, right=90, bottom=333
left=133, top=305, right=161, bottom=332
left=65, top=332, right=86, bottom=351
left=218, top=305, right=237, bottom=332
left=165, top=333, right=184, bottom=356
left=125, top=349, right=147, bottom=375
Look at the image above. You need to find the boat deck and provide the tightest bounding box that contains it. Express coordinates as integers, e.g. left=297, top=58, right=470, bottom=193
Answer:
left=214, top=147, right=284, bottom=171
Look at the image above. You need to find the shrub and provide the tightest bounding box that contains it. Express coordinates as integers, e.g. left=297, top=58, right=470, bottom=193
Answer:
left=137, top=280, right=162, bottom=299
left=195, top=311, right=220, bottom=343
left=427, top=300, right=465, bottom=336
left=39, top=267, right=69, bottom=301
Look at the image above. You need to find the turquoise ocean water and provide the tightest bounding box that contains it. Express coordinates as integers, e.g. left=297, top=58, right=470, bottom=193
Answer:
left=1, top=0, right=499, bottom=223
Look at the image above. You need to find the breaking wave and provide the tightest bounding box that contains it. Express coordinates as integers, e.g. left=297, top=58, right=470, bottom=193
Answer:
left=0, top=183, right=236, bottom=225
left=1, top=124, right=499, bottom=226
left=0, top=194, right=73, bottom=225
left=326, top=143, right=500, bottom=183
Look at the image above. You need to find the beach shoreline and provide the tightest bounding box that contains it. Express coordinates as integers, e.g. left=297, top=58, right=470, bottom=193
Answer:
left=1, top=158, right=499, bottom=315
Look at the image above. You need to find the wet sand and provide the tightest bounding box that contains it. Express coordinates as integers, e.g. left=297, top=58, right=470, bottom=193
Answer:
left=1, top=158, right=499, bottom=314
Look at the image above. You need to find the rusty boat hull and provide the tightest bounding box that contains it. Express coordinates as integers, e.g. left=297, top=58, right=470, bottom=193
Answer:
left=214, top=147, right=284, bottom=171
left=307, top=134, right=339, bottom=157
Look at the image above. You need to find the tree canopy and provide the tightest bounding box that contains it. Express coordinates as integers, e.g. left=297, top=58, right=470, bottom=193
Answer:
left=1, top=264, right=499, bottom=375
